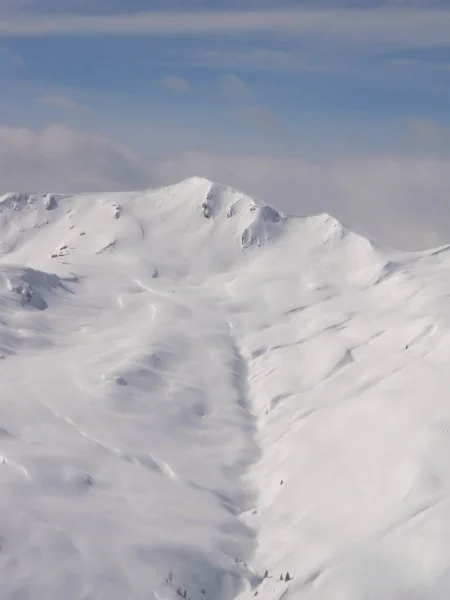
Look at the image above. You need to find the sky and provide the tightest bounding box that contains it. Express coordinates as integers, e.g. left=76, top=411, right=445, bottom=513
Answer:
left=1, top=0, right=450, bottom=249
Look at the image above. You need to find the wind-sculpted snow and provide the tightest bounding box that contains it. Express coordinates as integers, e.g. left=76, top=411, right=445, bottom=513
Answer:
left=0, top=176, right=450, bottom=599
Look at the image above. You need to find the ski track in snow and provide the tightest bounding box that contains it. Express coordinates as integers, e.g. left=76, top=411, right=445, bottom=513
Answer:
left=1, top=178, right=450, bottom=599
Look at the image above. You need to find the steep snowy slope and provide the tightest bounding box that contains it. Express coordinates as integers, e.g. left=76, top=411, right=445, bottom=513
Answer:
left=1, top=177, right=450, bottom=599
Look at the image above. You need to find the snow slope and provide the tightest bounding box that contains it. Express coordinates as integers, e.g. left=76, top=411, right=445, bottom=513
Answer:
left=1, top=176, right=450, bottom=599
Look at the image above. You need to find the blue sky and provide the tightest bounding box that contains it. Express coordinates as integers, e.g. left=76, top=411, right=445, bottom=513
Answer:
left=1, top=1, right=450, bottom=248
left=2, top=1, right=450, bottom=153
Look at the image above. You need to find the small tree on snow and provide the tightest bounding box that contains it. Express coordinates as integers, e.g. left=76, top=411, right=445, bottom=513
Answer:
left=264, top=570, right=268, bottom=579
left=285, top=572, right=291, bottom=582
left=280, top=574, right=284, bottom=581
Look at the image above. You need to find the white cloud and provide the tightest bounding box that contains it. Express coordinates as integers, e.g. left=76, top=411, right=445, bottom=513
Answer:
left=36, top=94, right=90, bottom=111
left=1, top=8, right=450, bottom=48
left=0, top=124, right=148, bottom=193
left=389, top=57, right=450, bottom=71
left=0, top=46, right=25, bottom=68
left=237, top=105, right=279, bottom=128
left=197, top=49, right=308, bottom=72
left=406, top=118, right=450, bottom=154
left=219, top=73, right=250, bottom=99
left=159, top=76, right=190, bottom=93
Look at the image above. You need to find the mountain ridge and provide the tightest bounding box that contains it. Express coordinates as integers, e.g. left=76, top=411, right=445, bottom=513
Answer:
left=1, top=177, right=450, bottom=599
left=0, top=176, right=376, bottom=271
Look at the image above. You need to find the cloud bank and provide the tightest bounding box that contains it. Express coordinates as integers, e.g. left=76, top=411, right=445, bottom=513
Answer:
left=0, top=8, right=450, bottom=49
left=0, top=124, right=148, bottom=192
left=36, top=94, right=90, bottom=111
left=159, top=76, right=190, bottom=93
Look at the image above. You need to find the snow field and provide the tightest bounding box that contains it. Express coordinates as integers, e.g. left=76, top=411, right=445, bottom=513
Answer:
left=0, top=177, right=450, bottom=598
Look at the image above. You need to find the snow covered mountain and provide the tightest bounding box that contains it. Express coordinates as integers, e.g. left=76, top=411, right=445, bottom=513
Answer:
left=1, top=176, right=450, bottom=600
